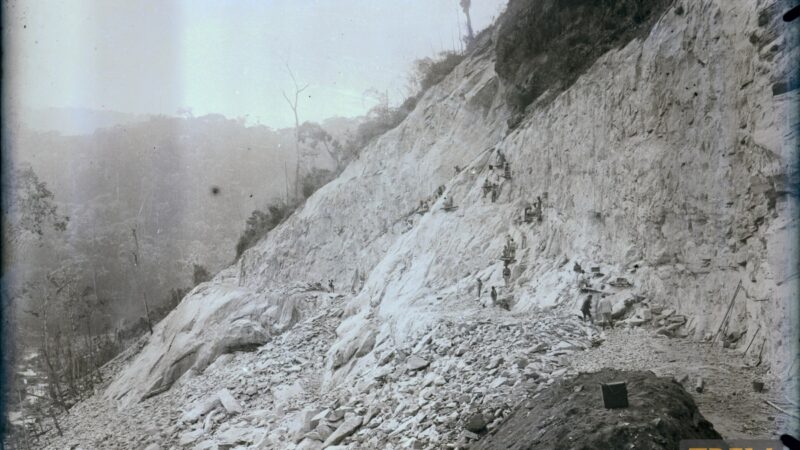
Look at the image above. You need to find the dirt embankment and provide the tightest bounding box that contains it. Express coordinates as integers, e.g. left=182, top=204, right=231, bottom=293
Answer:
left=473, top=368, right=721, bottom=450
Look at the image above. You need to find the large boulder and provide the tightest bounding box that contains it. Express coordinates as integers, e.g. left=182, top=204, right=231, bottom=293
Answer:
left=322, top=416, right=363, bottom=448
left=213, top=319, right=269, bottom=354
left=106, top=285, right=294, bottom=405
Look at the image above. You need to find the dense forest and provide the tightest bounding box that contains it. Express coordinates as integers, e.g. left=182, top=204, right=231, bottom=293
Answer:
left=9, top=114, right=359, bottom=322
left=2, top=113, right=362, bottom=412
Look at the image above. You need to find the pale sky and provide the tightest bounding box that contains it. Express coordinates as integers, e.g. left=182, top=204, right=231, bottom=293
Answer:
left=5, top=0, right=507, bottom=128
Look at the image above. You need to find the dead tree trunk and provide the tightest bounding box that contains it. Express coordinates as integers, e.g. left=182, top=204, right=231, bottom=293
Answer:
left=284, top=160, right=290, bottom=204
left=84, top=316, right=101, bottom=385
left=460, top=0, right=474, bottom=45
left=131, top=227, right=153, bottom=334
left=282, top=63, right=309, bottom=201
left=320, top=139, right=341, bottom=174
left=63, top=327, right=80, bottom=400
left=41, top=340, right=67, bottom=413
left=46, top=405, right=62, bottom=437
left=17, top=388, right=32, bottom=450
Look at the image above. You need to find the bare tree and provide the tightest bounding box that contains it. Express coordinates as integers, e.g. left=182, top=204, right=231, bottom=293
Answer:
left=281, top=63, right=310, bottom=200
left=460, top=0, right=474, bottom=45
left=130, top=227, right=153, bottom=334
left=33, top=274, right=69, bottom=413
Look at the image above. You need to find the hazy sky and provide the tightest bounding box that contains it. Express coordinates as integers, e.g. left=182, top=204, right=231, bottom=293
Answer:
left=6, top=0, right=507, bottom=128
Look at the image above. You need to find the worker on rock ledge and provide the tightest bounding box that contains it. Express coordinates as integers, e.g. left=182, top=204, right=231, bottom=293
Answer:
left=495, top=148, right=506, bottom=168
left=597, top=294, right=614, bottom=329
left=482, top=178, right=494, bottom=197
left=524, top=204, right=535, bottom=223
left=502, top=235, right=517, bottom=261
left=581, top=295, right=593, bottom=322
left=443, top=195, right=455, bottom=211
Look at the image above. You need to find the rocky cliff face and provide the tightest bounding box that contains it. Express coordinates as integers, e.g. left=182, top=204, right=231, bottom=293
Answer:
left=106, top=0, right=798, bottom=431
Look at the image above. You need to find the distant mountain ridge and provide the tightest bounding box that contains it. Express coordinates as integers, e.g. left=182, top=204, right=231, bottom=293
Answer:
left=19, top=107, right=152, bottom=135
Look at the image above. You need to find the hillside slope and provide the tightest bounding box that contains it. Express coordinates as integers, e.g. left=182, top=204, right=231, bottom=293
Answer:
left=99, top=0, right=797, bottom=446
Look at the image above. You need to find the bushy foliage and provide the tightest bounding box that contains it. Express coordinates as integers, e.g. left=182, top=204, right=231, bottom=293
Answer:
left=340, top=96, right=417, bottom=161
left=3, top=166, right=69, bottom=243
left=337, top=51, right=465, bottom=163
left=413, top=51, right=466, bottom=93
left=235, top=204, right=291, bottom=260
left=302, top=168, right=335, bottom=199
left=192, top=264, right=211, bottom=286
left=234, top=166, right=339, bottom=260
left=148, top=286, right=191, bottom=326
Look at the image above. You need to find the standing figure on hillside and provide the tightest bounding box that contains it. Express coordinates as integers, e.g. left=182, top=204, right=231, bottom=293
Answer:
left=328, top=279, right=334, bottom=292
left=597, top=294, right=614, bottom=329
left=534, top=195, right=543, bottom=221
left=503, top=265, right=511, bottom=286
left=496, top=149, right=506, bottom=168
left=418, top=199, right=429, bottom=214
left=443, top=195, right=454, bottom=210
left=482, top=178, right=494, bottom=198
left=581, top=295, right=593, bottom=322
left=476, top=277, right=483, bottom=299
left=490, top=286, right=498, bottom=306
left=506, top=235, right=517, bottom=259
left=524, top=204, right=535, bottom=223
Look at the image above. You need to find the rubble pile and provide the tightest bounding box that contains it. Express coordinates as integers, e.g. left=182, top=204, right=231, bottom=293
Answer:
left=42, top=307, right=599, bottom=450
left=315, top=315, right=595, bottom=449
left=576, top=271, right=695, bottom=339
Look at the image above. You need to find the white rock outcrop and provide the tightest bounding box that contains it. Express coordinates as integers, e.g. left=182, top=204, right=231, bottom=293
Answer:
left=105, top=0, right=798, bottom=419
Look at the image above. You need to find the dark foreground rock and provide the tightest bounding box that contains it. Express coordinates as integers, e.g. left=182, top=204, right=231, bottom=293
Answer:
left=472, top=369, right=721, bottom=450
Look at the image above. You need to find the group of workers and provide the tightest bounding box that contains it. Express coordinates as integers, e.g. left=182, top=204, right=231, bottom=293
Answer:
left=408, top=146, right=618, bottom=329
left=523, top=196, right=543, bottom=223
left=581, top=293, right=615, bottom=328
left=416, top=183, right=457, bottom=215
left=476, top=235, right=517, bottom=309
left=409, top=146, right=556, bottom=313
left=418, top=147, right=548, bottom=220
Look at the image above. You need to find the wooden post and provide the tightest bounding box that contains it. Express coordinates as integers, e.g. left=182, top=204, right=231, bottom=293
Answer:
left=17, top=388, right=31, bottom=450
left=695, top=377, right=705, bottom=393
left=713, top=280, right=742, bottom=343
left=744, top=325, right=761, bottom=354
left=131, top=228, right=153, bottom=334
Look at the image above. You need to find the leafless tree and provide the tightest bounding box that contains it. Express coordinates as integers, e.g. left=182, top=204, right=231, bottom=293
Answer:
left=282, top=63, right=310, bottom=200
left=130, top=227, right=153, bottom=334
left=460, top=0, right=474, bottom=45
